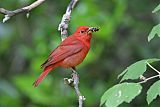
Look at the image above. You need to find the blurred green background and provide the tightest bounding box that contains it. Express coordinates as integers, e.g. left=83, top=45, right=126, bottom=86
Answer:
left=0, top=0, right=160, bottom=107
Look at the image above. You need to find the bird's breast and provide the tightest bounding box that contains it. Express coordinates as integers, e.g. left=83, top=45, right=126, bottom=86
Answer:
left=60, top=47, right=89, bottom=68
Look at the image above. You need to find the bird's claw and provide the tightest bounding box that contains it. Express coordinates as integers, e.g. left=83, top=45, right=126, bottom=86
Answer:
left=64, top=78, right=74, bottom=87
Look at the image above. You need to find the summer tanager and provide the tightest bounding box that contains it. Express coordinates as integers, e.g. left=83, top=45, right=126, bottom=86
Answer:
left=33, top=26, right=99, bottom=87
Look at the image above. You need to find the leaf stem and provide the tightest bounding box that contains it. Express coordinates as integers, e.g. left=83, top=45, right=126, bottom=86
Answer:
left=146, top=61, right=160, bottom=74
left=138, top=75, right=160, bottom=84
left=138, top=62, right=160, bottom=84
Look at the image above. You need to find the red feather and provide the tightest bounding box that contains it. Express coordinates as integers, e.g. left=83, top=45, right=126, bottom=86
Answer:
left=33, top=64, right=57, bottom=87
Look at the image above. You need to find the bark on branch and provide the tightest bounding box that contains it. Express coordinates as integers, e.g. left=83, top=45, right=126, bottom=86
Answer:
left=64, top=68, right=85, bottom=107
left=58, top=0, right=79, bottom=41
left=58, top=0, right=85, bottom=107
left=0, top=0, right=45, bottom=23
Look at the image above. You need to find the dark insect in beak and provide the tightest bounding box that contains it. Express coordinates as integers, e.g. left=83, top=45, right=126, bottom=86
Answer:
left=87, top=27, right=100, bottom=34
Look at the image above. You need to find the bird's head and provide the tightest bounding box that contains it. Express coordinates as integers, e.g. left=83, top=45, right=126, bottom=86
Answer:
left=74, top=26, right=99, bottom=42
left=72, top=26, right=99, bottom=47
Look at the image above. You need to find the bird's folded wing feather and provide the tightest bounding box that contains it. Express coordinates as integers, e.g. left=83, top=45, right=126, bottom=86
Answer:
left=41, top=39, right=84, bottom=68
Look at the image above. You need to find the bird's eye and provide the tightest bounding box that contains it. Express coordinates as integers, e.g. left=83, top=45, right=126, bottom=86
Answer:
left=80, top=30, right=85, bottom=33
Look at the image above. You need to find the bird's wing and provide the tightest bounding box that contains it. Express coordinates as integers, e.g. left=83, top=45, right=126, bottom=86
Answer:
left=41, top=39, right=84, bottom=68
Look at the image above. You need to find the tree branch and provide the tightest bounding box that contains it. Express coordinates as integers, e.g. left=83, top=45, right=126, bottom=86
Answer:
left=64, top=68, right=85, bottom=107
left=0, top=0, right=45, bottom=23
left=58, top=0, right=79, bottom=41
left=72, top=68, right=85, bottom=107
left=58, top=0, right=85, bottom=107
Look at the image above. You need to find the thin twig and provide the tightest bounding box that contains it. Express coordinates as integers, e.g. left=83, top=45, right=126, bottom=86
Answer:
left=138, top=62, right=160, bottom=83
left=0, top=0, right=45, bottom=23
left=138, top=75, right=160, bottom=84
left=58, top=0, right=79, bottom=41
left=146, top=61, right=160, bottom=74
left=58, top=0, right=84, bottom=107
left=63, top=68, right=85, bottom=107
left=71, top=68, right=85, bottom=107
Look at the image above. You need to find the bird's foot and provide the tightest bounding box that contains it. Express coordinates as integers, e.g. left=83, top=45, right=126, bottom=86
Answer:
left=64, top=78, right=74, bottom=87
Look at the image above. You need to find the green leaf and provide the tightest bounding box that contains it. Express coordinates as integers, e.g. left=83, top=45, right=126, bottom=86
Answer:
left=152, top=4, right=160, bottom=13
left=100, top=83, right=142, bottom=107
left=118, top=59, right=160, bottom=82
left=117, top=69, right=127, bottom=79
left=120, top=60, right=147, bottom=82
left=148, top=24, right=160, bottom=42
left=147, top=58, right=160, bottom=63
left=147, top=80, right=160, bottom=104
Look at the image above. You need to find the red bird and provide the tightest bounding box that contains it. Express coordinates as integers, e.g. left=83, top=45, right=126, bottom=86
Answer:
left=33, top=26, right=99, bottom=87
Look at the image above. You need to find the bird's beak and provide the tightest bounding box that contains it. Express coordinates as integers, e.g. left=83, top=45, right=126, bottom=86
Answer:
left=87, top=27, right=100, bottom=34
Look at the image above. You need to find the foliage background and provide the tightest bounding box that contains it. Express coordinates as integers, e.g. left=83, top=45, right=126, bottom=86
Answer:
left=0, top=0, right=160, bottom=107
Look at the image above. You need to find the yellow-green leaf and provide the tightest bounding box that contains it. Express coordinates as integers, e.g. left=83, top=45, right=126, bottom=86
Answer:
left=100, top=83, right=142, bottom=107
left=147, top=80, right=160, bottom=104
left=152, top=4, right=160, bottom=13
left=148, top=24, right=160, bottom=42
left=118, top=59, right=160, bottom=82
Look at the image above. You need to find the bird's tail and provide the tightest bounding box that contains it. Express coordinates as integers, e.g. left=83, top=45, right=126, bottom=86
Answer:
left=33, top=65, right=56, bottom=87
